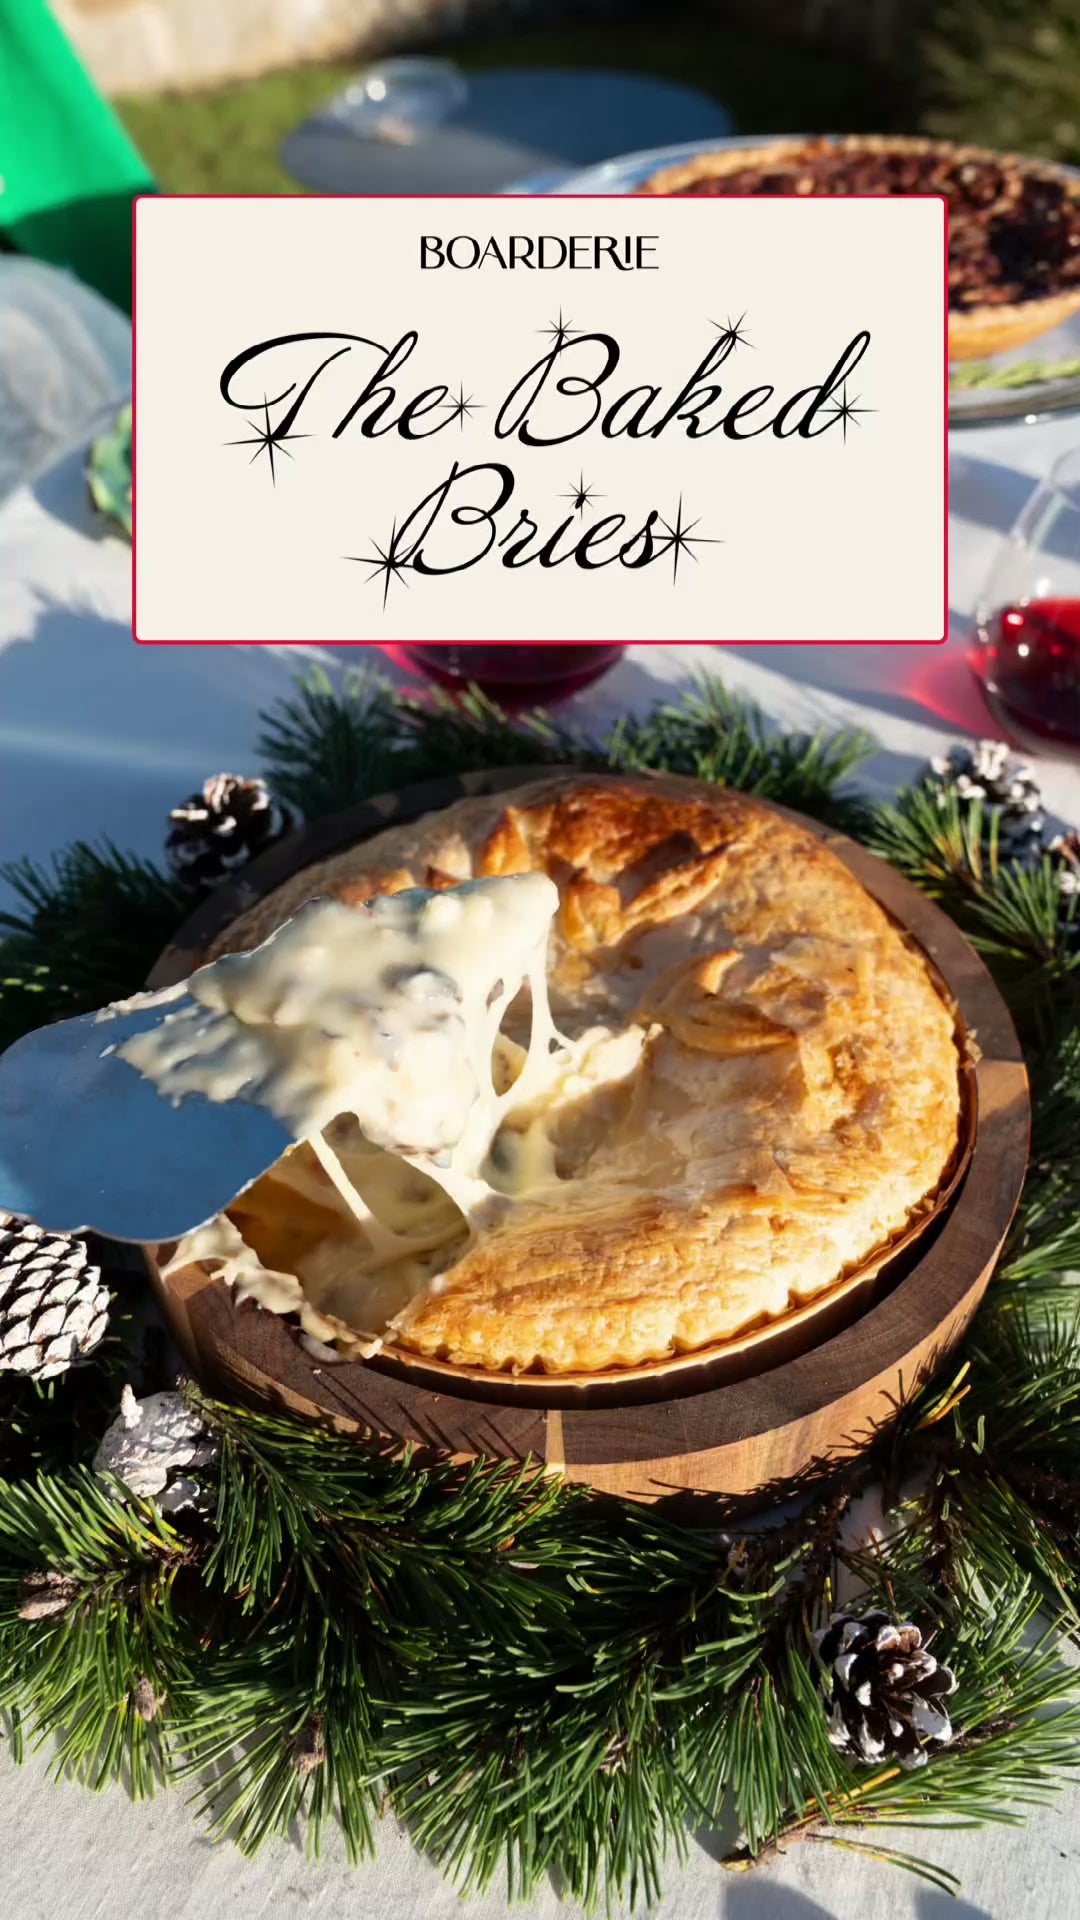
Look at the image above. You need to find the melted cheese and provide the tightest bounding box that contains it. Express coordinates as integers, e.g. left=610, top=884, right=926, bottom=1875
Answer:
left=120, top=875, right=559, bottom=1152
left=128, top=873, right=646, bottom=1344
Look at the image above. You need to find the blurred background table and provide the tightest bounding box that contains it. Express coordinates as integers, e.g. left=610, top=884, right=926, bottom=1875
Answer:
left=278, top=65, right=732, bottom=194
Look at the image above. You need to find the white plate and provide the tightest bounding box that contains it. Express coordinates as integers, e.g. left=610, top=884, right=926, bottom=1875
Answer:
left=549, top=132, right=796, bottom=197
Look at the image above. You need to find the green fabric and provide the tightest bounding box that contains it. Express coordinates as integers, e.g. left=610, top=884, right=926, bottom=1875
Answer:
left=0, top=0, right=154, bottom=312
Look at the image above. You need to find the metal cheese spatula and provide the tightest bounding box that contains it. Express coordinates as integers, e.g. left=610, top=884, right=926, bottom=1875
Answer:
left=0, top=987, right=292, bottom=1242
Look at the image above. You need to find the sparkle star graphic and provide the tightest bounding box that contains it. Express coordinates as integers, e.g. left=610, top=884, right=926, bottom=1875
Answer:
left=560, top=472, right=604, bottom=517
left=710, top=312, right=751, bottom=352
left=441, top=383, right=482, bottom=430
left=347, top=520, right=413, bottom=609
left=226, top=397, right=309, bottom=486
left=538, top=308, right=576, bottom=349
left=823, top=383, right=874, bottom=442
left=656, top=497, right=722, bottom=587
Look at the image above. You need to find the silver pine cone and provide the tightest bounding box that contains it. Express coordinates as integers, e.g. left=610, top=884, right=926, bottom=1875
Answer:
left=926, top=741, right=1045, bottom=860
left=814, top=1610, right=957, bottom=1770
left=94, top=1384, right=216, bottom=1513
left=0, top=1215, right=110, bottom=1380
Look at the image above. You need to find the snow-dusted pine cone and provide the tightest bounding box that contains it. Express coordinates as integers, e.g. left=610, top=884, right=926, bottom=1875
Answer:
left=94, top=1384, right=217, bottom=1514
left=814, top=1611, right=957, bottom=1770
left=165, top=773, right=295, bottom=890
left=925, top=741, right=1045, bottom=861
left=0, top=1216, right=110, bottom=1380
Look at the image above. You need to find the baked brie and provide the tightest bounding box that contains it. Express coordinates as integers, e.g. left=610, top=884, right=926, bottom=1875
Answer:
left=167, top=774, right=961, bottom=1376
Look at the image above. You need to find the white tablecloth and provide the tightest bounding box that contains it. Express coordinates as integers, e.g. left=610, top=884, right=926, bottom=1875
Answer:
left=1, top=409, right=1078, bottom=913
left=2, top=406, right=1080, bottom=1919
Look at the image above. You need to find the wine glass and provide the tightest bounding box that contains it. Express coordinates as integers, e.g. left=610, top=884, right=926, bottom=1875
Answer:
left=399, top=644, right=626, bottom=705
left=973, top=447, right=1080, bottom=749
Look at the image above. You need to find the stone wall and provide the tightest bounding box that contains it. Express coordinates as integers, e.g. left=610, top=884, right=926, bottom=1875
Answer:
left=53, top=0, right=583, bottom=96
left=54, top=0, right=920, bottom=96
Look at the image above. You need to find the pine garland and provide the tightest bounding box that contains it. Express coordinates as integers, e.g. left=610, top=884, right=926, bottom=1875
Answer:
left=1, top=668, right=1079, bottom=1905
left=0, top=844, right=189, bottom=1055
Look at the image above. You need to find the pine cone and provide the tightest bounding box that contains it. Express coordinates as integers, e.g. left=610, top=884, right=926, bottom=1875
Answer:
left=94, top=1384, right=217, bottom=1514
left=0, top=1215, right=110, bottom=1380
left=814, top=1611, right=957, bottom=1770
left=926, top=740, right=1045, bottom=861
left=165, top=773, right=294, bottom=890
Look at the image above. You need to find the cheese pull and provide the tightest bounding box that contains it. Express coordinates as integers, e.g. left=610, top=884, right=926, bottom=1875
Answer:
left=148, top=876, right=649, bottom=1348
left=116, top=872, right=563, bottom=1243
left=120, top=874, right=558, bottom=1153
left=0, top=873, right=562, bottom=1246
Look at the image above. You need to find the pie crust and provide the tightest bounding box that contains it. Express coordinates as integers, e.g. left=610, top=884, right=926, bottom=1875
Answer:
left=201, top=775, right=963, bottom=1377
left=637, top=135, right=1080, bottom=361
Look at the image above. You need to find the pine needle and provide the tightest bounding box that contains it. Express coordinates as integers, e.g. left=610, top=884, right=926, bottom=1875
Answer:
left=0, top=667, right=1079, bottom=1903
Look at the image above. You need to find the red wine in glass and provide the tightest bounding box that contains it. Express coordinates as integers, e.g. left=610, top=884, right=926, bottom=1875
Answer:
left=978, top=598, right=1080, bottom=748
left=400, top=643, right=625, bottom=704
left=973, top=451, right=1080, bottom=752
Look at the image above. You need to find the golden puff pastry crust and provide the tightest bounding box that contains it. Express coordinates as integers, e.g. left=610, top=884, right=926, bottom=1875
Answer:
left=207, top=774, right=962, bottom=1375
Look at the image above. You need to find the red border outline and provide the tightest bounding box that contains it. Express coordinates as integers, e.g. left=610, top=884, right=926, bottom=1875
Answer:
left=130, top=191, right=949, bottom=649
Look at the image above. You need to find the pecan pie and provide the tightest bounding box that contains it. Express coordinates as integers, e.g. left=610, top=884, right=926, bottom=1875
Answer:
left=178, top=774, right=962, bottom=1377
left=638, top=136, right=1080, bottom=360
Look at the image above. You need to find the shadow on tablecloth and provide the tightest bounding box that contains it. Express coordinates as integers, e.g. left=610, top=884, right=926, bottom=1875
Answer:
left=560, top=645, right=984, bottom=805
left=718, top=1873, right=992, bottom=1918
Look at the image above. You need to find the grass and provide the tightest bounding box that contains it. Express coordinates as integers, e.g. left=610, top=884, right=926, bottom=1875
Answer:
left=115, top=2, right=907, bottom=196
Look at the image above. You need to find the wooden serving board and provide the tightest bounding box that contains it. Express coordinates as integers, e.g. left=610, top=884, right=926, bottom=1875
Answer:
left=147, top=768, right=1030, bottom=1503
